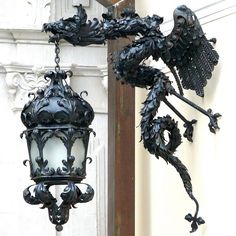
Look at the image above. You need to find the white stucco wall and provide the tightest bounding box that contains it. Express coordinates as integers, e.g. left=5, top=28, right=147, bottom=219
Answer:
left=0, top=1, right=108, bottom=235
left=135, top=0, right=236, bottom=235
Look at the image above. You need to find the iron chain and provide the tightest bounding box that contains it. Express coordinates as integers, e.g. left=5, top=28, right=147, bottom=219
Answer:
left=54, top=41, right=60, bottom=72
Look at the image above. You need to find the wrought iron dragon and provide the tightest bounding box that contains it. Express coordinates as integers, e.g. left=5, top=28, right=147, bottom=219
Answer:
left=43, top=4, right=221, bottom=232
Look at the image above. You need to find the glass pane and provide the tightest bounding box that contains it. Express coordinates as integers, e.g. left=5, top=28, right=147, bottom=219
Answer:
left=30, top=139, right=39, bottom=172
left=71, top=139, right=86, bottom=169
left=43, top=137, right=67, bottom=170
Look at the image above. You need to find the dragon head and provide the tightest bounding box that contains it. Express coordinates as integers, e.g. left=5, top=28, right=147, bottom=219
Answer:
left=43, top=22, right=58, bottom=34
left=43, top=19, right=76, bottom=43
left=174, top=5, right=196, bottom=26
left=42, top=4, right=87, bottom=44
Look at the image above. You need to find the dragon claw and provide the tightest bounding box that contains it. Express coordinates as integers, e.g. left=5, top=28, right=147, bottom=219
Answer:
left=183, top=119, right=197, bottom=142
left=207, top=109, right=221, bottom=133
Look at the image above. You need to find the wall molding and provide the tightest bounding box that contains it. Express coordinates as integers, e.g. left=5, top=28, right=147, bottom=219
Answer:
left=4, top=64, right=48, bottom=112
left=0, top=29, right=107, bottom=48
left=3, top=63, right=107, bottom=112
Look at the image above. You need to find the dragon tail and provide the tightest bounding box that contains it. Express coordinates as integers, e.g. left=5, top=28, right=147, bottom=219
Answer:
left=140, top=73, right=205, bottom=232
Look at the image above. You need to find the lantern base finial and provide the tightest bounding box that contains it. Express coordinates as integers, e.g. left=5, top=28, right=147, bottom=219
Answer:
left=56, top=225, right=63, bottom=232
left=23, top=181, right=94, bottom=231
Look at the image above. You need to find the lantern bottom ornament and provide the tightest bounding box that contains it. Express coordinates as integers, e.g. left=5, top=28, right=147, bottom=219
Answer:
left=23, top=181, right=94, bottom=231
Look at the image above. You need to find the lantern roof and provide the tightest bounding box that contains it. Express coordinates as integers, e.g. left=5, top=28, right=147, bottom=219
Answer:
left=21, top=70, right=94, bottom=129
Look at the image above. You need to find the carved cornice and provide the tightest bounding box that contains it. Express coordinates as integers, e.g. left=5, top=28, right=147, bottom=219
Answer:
left=3, top=63, right=107, bottom=112
left=4, top=64, right=48, bottom=112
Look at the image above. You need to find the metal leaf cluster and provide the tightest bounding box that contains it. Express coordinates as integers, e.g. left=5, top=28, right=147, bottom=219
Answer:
left=23, top=182, right=94, bottom=231
left=21, top=70, right=94, bottom=129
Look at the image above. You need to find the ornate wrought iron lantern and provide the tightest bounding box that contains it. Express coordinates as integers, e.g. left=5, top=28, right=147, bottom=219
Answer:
left=21, top=41, right=95, bottom=231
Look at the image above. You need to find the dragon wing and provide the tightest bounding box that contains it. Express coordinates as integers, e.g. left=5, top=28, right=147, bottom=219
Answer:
left=162, top=5, right=219, bottom=97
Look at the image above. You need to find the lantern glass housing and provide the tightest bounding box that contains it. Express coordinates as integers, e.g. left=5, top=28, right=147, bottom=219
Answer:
left=25, top=126, right=91, bottom=184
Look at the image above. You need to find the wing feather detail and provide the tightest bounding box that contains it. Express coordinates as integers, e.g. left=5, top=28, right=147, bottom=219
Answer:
left=162, top=5, right=219, bottom=97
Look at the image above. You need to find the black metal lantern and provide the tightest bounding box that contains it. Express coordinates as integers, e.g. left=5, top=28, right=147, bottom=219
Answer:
left=21, top=42, right=95, bottom=231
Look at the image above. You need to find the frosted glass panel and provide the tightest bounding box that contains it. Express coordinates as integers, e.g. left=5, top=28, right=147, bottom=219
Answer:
left=71, top=139, right=85, bottom=168
left=30, top=139, right=39, bottom=172
left=43, top=137, right=67, bottom=169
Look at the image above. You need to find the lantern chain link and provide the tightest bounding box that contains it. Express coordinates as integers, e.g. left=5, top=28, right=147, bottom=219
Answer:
left=54, top=40, right=60, bottom=72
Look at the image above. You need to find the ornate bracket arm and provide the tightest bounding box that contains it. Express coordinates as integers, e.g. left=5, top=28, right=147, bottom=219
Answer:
left=42, top=4, right=164, bottom=46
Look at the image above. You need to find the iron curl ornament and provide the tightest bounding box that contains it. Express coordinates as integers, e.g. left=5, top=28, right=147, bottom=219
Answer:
left=42, top=4, right=221, bottom=233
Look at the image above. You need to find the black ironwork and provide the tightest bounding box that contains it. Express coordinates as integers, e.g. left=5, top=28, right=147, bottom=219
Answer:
left=42, top=4, right=221, bottom=233
left=21, top=41, right=95, bottom=231
left=23, top=182, right=94, bottom=232
left=21, top=70, right=94, bottom=129
left=21, top=127, right=92, bottom=183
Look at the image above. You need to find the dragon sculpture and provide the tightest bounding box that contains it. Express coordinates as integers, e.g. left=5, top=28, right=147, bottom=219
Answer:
left=43, top=4, right=221, bottom=232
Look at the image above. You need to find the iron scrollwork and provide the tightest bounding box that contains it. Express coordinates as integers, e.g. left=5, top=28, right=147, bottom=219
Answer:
left=43, top=4, right=221, bottom=232
left=22, top=127, right=92, bottom=182
left=23, top=182, right=94, bottom=231
left=21, top=70, right=94, bottom=129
